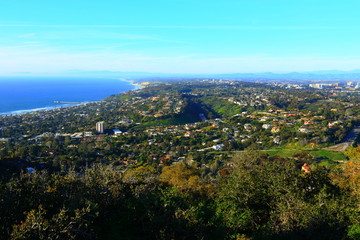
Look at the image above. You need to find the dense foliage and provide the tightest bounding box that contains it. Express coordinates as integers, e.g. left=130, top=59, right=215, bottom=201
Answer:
left=1, top=149, right=360, bottom=240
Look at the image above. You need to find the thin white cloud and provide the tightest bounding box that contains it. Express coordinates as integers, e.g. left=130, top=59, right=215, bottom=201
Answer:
left=2, top=28, right=192, bottom=47
left=18, top=33, right=37, bottom=38
left=0, top=24, right=344, bottom=30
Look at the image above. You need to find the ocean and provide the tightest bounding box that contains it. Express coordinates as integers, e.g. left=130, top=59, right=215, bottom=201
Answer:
left=0, top=77, right=136, bottom=115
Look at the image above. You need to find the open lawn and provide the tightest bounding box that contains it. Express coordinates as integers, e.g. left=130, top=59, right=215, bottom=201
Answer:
left=255, top=143, right=346, bottom=160
left=260, top=148, right=348, bottom=161
left=223, top=143, right=348, bottom=162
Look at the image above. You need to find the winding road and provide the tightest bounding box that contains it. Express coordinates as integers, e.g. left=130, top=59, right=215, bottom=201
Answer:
left=324, top=125, right=360, bottom=151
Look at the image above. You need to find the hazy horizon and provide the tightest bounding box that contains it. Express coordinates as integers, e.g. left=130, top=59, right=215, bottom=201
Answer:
left=1, top=0, right=360, bottom=75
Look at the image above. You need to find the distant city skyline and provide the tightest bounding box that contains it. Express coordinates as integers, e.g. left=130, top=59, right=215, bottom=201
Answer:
left=1, top=0, right=360, bottom=75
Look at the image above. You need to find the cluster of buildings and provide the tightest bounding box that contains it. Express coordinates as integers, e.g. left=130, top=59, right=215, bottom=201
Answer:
left=309, top=82, right=360, bottom=90
left=112, top=95, right=185, bottom=119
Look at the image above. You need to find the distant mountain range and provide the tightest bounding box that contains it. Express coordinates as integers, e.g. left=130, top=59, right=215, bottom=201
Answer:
left=15, top=69, right=360, bottom=82
left=209, top=70, right=360, bottom=82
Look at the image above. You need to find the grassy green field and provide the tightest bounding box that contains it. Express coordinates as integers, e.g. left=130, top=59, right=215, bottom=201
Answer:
left=261, top=149, right=347, bottom=161
left=224, top=143, right=349, bottom=163
left=256, top=142, right=348, bottom=162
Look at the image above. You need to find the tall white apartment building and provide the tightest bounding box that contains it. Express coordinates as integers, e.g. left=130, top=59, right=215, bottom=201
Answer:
left=96, top=121, right=105, bottom=134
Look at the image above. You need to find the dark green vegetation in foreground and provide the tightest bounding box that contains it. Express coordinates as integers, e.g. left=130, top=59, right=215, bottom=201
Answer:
left=1, top=80, right=360, bottom=239
left=1, top=149, right=360, bottom=240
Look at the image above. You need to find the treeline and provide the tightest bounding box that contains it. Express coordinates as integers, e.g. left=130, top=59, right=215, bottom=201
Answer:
left=1, top=150, right=360, bottom=240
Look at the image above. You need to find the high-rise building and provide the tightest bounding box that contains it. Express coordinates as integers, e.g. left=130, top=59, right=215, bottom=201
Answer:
left=96, top=121, right=105, bottom=134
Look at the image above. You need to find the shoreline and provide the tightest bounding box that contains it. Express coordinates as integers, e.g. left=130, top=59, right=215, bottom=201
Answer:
left=0, top=103, right=88, bottom=116
left=0, top=78, right=140, bottom=116
left=120, top=78, right=144, bottom=90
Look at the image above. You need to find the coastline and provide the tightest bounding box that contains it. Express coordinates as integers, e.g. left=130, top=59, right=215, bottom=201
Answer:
left=0, top=78, right=139, bottom=116
left=0, top=103, right=88, bottom=116
left=132, top=83, right=145, bottom=90
left=120, top=78, right=144, bottom=90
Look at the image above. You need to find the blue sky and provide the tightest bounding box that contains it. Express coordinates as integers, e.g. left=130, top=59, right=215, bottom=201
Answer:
left=1, top=0, right=360, bottom=75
